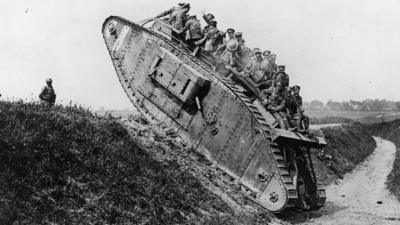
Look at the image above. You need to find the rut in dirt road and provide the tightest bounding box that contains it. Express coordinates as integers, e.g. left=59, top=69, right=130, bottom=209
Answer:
left=302, top=137, right=400, bottom=225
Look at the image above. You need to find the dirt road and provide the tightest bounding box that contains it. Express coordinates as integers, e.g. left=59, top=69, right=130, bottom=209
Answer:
left=309, top=123, right=344, bottom=130
left=300, top=137, right=400, bottom=225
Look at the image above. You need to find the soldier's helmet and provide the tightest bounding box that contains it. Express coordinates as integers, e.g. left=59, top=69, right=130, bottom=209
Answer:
left=46, top=78, right=52, bottom=84
left=234, top=32, right=243, bottom=38
left=209, top=20, right=217, bottom=26
left=254, top=48, right=262, bottom=54
left=178, top=3, right=190, bottom=8
left=226, top=28, right=235, bottom=33
left=292, top=85, right=300, bottom=91
left=263, top=50, right=271, bottom=56
left=226, top=39, right=239, bottom=52
left=207, top=13, right=215, bottom=20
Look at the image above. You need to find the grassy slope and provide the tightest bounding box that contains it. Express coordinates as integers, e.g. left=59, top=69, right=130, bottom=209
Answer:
left=0, top=101, right=270, bottom=225
left=367, top=120, right=400, bottom=200
left=311, top=122, right=377, bottom=185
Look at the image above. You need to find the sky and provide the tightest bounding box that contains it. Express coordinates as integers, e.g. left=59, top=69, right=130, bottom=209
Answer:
left=1, top=0, right=400, bottom=110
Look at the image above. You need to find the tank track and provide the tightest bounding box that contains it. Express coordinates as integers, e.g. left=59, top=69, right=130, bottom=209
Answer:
left=103, top=16, right=317, bottom=212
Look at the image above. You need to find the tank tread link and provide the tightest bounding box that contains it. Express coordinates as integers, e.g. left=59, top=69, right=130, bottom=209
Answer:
left=102, top=15, right=326, bottom=213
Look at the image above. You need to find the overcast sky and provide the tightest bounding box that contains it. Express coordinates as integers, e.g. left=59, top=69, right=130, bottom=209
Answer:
left=1, top=0, right=400, bottom=109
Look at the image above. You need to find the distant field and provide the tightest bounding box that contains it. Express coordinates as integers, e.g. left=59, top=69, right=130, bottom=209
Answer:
left=307, top=110, right=400, bottom=124
left=307, top=110, right=386, bottom=119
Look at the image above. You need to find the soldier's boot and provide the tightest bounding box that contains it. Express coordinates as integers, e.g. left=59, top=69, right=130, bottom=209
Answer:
left=282, top=117, right=291, bottom=130
left=303, top=114, right=310, bottom=132
left=295, top=116, right=303, bottom=132
left=274, top=112, right=286, bottom=129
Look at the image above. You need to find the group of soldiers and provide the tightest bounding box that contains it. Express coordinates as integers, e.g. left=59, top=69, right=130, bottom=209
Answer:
left=155, top=3, right=309, bottom=132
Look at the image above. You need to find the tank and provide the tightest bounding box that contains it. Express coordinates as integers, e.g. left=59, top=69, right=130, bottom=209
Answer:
left=102, top=15, right=327, bottom=213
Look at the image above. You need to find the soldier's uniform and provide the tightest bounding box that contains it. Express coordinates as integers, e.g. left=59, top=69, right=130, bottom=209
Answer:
left=245, top=48, right=271, bottom=90
left=183, top=15, right=203, bottom=48
left=214, top=28, right=235, bottom=57
left=203, top=21, right=223, bottom=53
left=269, top=87, right=291, bottom=129
left=292, top=85, right=309, bottom=132
left=274, top=65, right=289, bottom=88
left=155, top=3, right=190, bottom=22
left=168, top=9, right=188, bottom=31
left=202, top=13, right=215, bottom=34
left=283, top=88, right=298, bottom=129
left=39, top=78, right=56, bottom=107
left=266, top=54, right=277, bottom=73
left=215, top=39, right=241, bottom=77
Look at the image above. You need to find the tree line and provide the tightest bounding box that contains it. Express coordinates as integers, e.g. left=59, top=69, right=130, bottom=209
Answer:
left=304, top=99, right=400, bottom=112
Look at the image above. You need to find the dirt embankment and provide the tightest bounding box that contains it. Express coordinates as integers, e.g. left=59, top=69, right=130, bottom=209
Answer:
left=0, top=101, right=273, bottom=225
left=310, top=122, right=377, bottom=185
left=367, top=120, right=400, bottom=201
left=0, top=101, right=380, bottom=224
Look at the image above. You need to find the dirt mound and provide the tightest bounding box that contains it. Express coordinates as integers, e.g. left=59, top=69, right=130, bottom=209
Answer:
left=367, top=120, right=400, bottom=201
left=0, top=101, right=275, bottom=225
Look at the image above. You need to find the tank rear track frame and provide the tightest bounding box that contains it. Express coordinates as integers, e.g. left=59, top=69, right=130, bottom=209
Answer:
left=102, top=16, right=326, bottom=213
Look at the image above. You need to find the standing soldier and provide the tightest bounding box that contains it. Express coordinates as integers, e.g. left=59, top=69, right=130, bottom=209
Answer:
left=214, top=28, right=235, bottom=56
left=153, top=3, right=190, bottom=21
left=201, top=12, right=215, bottom=34
left=234, top=32, right=253, bottom=69
left=292, top=85, right=309, bottom=133
left=198, top=20, right=224, bottom=54
left=202, top=12, right=215, bottom=25
left=167, top=4, right=191, bottom=37
left=39, top=78, right=56, bottom=107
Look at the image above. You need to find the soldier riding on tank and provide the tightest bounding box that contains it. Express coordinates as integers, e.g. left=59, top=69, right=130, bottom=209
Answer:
left=274, top=65, right=289, bottom=88
left=292, top=85, right=310, bottom=133
left=245, top=48, right=272, bottom=91
left=215, top=39, right=241, bottom=77
left=183, top=15, right=203, bottom=49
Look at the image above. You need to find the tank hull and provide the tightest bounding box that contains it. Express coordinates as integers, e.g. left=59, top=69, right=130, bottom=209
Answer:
left=102, top=16, right=325, bottom=212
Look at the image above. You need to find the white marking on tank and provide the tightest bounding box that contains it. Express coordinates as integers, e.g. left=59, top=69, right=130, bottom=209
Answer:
left=112, top=25, right=130, bottom=53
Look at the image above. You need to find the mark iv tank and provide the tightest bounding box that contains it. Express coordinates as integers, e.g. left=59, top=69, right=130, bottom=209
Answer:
left=102, top=16, right=327, bottom=213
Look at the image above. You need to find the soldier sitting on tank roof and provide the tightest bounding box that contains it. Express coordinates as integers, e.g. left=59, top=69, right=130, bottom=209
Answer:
left=283, top=87, right=299, bottom=130
left=260, top=50, right=274, bottom=83
left=182, top=15, right=203, bottom=49
left=233, top=32, right=253, bottom=69
left=262, top=82, right=289, bottom=129
left=215, top=39, right=241, bottom=77
left=244, top=48, right=272, bottom=91
left=273, top=65, right=289, bottom=88
left=292, top=85, right=310, bottom=133
left=266, top=53, right=277, bottom=73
